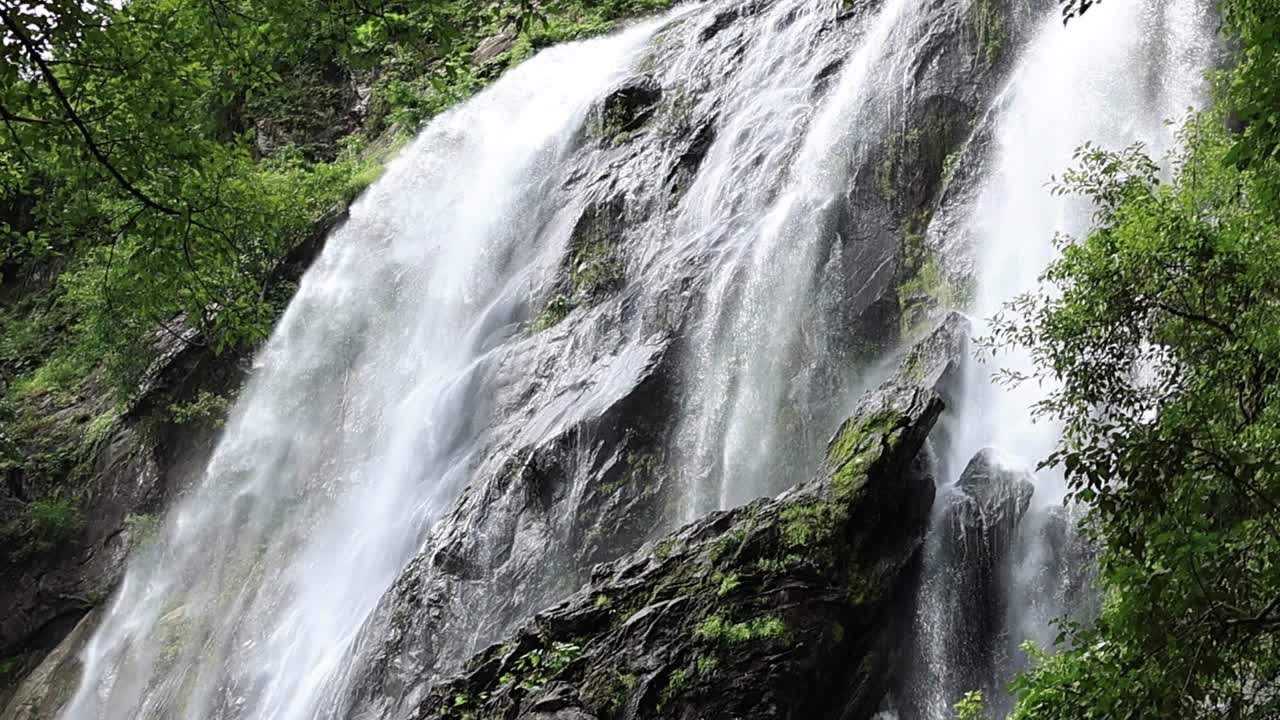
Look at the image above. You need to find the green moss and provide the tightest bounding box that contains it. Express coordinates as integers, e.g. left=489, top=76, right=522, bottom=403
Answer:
left=780, top=500, right=847, bottom=548
left=83, top=406, right=120, bottom=448
left=659, top=668, right=689, bottom=707
left=753, top=557, right=796, bottom=574
left=896, top=215, right=973, bottom=335
left=599, top=670, right=640, bottom=718
left=654, top=537, right=681, bottom=560
left=532, top=293, right=572, bottom=332
left=707, top=508, right=757, bottom=563
left=570, top=239, right=625, bottom=297
left=595, top=593, right=612, bottom=609
left=695, top=655, right=719, bottom=675
left=942, top=147, right=963, bottom=185
left=694, top=614, right=787, bottom=645
left=593, top=102, right=639, bottom=147
left=713, top=571, right=740, bottom=596
left=973, top=0, right=1007, bottom=66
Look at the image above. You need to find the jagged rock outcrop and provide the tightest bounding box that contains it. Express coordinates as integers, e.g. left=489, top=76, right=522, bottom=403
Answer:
left=412, top=358, right=948, bottom=720
left=947, top=448, right=1035, bottom=564
left=911, top=449, right=1035, bottom=712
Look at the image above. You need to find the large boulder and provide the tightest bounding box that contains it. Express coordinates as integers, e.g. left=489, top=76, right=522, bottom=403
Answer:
left=411, top=378, right=945, bottom=720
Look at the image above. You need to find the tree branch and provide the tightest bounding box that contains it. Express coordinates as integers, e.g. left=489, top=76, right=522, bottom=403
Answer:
left=0, top=6, right=185, bottom=219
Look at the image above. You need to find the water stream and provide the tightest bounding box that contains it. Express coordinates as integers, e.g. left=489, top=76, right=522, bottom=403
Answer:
left=60, top=22, right=666, bottom=720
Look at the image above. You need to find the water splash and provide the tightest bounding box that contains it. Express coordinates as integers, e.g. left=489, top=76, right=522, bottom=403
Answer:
left=51, top=1, right=1220, bottom=719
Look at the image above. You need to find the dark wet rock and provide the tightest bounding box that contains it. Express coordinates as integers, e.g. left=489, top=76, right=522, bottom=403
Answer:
left=343, top=329, right=687, bottom=720
left=348, top=311, right=971, bottom=720
left=345, top=299, right=971, bottom=720
left=591, top=78, right=664, bottom=144
left=341, top=0, right=1046, bottom=713
left=699, top=1, right=768, bottom=43
left=0, top=610, right=101, bottom=720
left=914, top=449, right=1035, bottom=710
left=951, top=448, right=1035, bottom=562
left=413, top=377, right=945, bottom=720
left=895, top=311, right=971, bottom=406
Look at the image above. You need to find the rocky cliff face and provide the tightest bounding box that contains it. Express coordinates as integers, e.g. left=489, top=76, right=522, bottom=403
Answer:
left=0, top=213, right=340, bottom=712
left=408, top=316, right=968, bottom=720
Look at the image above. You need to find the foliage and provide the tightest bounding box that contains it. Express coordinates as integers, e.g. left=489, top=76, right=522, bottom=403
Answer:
left=694, top=614, right=786, bottom=645
left=996, top=6, right=1280, bottom=707
left=1, top=493, right=82, bottom=562
left=169, top=390, right=232, bottom=426
left=0, top=0, right=680, bottom=567
left=497, top=641, right=582, bottom=691
left=0, top=0, right=678, bottom=398
left=124, top=513, right=163, bottom=549
left=956, top=690, right=988, bottom=720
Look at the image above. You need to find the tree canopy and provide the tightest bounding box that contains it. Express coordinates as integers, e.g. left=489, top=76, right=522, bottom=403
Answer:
left=1002, top=1, right=1280, bottom=716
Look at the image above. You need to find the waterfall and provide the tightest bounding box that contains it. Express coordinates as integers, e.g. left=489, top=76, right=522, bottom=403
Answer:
left=51, top=0, right=1219, bottom=718
left=896, top=1, right=1216, bottom=717
left=670, top=0, right=918, bottom=519
left=59, top=20, right=667, bottom=720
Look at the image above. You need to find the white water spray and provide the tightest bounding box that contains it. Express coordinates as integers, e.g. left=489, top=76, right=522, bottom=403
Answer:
left=45, top=2, right=1221, bottom=719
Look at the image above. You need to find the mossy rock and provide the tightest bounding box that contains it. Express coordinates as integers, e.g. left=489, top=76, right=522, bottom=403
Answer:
left=415, top=317, right=968, bottom=720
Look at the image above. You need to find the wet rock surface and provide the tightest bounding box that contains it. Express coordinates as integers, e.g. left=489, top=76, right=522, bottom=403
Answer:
left=411, top=357, right=949, bottom=720
left=3, top=0, right=1066, bottom=715
left=0, top=210, right=341, bottom=707
left=949, top=448, right=1036, bottom=564
left=900, top=449, right=1036, bottom=716
left=0, top=610, right=101, bottom=720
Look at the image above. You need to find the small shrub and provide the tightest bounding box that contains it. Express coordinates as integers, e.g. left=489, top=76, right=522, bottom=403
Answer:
left=694, top=614, right=786, bottom=645
left=714, top=572, right=740, bottom=596
left=169, top=391, right=231, bottom=426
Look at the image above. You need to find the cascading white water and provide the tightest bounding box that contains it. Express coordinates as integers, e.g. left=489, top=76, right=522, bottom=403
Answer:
left=898, top=1, right=1217, bottom=717
left=59, top=21, right=666, bottom=720
left=672, top=0, right=921, bottom=519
